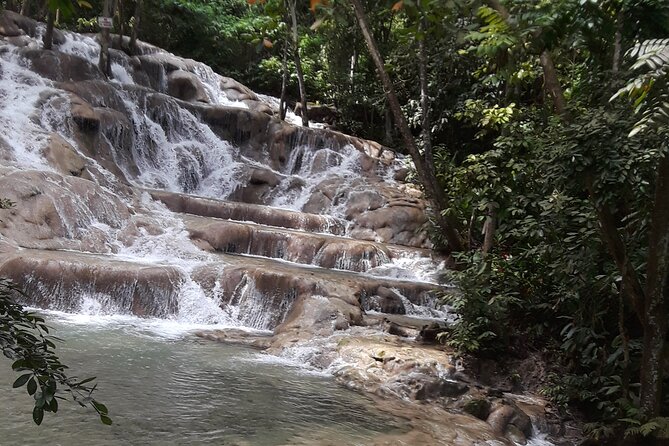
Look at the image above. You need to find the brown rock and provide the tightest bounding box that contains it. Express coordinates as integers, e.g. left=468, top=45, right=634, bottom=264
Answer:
left=167, top=69, right=209, bottom=103
left=21, top=48, right=101, bottom=82
left=0, top=250, right=182, bottom=317
left=41, top=134, right=87, bottom=177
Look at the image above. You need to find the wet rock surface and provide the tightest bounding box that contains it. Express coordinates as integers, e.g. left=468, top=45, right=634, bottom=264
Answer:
left=0, top=24, right=572, bottom=445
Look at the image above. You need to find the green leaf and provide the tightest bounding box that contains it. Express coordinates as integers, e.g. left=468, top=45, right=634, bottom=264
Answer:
left=13, top=373, right=32, bottom=388
left=27, top=378, right=37, bottom=396
left=100, top=414, right=113, bottom=425
left=32, top=407, right=44, bottom=425
left=92, top=400, right=108, bottom=415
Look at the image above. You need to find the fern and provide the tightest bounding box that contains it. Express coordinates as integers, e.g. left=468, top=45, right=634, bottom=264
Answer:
left=612, top=39, right=669, bottom=135
left=625, top=417, right=669, bottom=438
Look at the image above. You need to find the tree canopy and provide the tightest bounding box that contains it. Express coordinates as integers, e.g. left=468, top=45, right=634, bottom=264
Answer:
left=3, top=0, right=669, bottom=441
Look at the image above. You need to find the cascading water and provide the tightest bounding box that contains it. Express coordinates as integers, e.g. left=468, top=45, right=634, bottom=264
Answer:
left=0, top=22, right=562, bottom=445
left=0, top=29, right=448, bottom=327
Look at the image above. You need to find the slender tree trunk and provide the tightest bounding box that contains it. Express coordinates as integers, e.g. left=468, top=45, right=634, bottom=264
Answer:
left=116, top=0, right=125, bottom=49
left=20, top=0, right=29, bottom=16
left=42, top=8, right=54, bottom=50
left=349, top=47, right=357, bottom=94
left=482, top=203, right=497, bottom=254
left=6, top=0, right=16, bottom=12
left=288, top=0, right=308, bottom=127
left=279, top=37, right=289, bottom=121
left=487, top=1, right=568, bottom=117
left=129, top=0, right=142, bottom=54
left=612, top=11, right=623, bottom=73
left=618, top=285, right=631, bottom=403
left=348, top=0, right=463, bottom=252
left=384, top=105, right=392, bottom=146
left=99, top=0, right=112, bottom=77
left=586, top=176, right=646, bottom=321
left=539, top=49, right=568, bottom=116
left=418, top=17, right=436, bottom=186
left=639, top=154, right=669, bottom=418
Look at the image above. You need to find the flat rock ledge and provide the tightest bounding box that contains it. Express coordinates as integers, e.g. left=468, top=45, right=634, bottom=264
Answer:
left=196, top=317, right=573, bottom=446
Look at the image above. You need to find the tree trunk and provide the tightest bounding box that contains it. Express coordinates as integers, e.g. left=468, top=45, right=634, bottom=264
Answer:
left=116, top=0, right=125, bottom=49
left=639, top=154, right=669, bottom=419
left=612, top=11, right=623, bottom=73
left=99, top=0, right=112, bottom=77
left=288, top=0, right=308, bottom=127
left=586, top=176, right=646, bottom=322
left=539, top=49, right=568, bottom=116
left=418, top=17, right=436, bottom=184
left=129, top=0, right=142, bottom=54
left=42, top=8, right=54, bottom=50
left=5, top=0, right=16, bottom=12
left=348, top=0, right=463, bottom=252
left=383, top=105, right=393, bottom=146
left=349, top=47, right=357, bottom=94
left=482, top=202, right=497, bottom=254
left=486, top=1, right=568, bottom=117
left=20, top=0, right=29, bottom=16
left=279, top=37, right=289, bottom=121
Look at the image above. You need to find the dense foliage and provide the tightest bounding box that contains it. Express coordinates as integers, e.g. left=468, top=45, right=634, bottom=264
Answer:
left=3, top=0, right=669, bottom=441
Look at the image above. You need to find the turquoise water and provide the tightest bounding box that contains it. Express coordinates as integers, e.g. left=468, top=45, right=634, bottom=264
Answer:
left=0, top=313, right=406, bottom=446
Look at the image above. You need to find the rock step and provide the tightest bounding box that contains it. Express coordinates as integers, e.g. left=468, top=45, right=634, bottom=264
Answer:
left=0, top=249, right=182, bottom=318
left=148, top=189, right=347, bottom=236
left=181, top=213, right=436, bottom=274
left=0, top=249, right=442, bottom=331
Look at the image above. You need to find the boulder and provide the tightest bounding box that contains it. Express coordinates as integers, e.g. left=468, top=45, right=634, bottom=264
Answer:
left=167, top=69, right=209, bottom=103
left=417, top=322, right=449, bottom=344
left=0, top=10, right=22, bottom=37
left=414, top=378, right=469, bottom=400
left=242, top=99, right=274, bottom=115
left=486, top=402, right=532, bottom=438
left=21, top=49, right=101, bottom=82
left=0, top=169, right=131, bottom=252
left=41, top=134, right=87, bottom=177
left=220, top=76, right=258, bottom=101
left=460, top=396, right=492, bottom=420
left=0, top=10, right=65, bottom=43
left=362, top=287, right=406, bottom=314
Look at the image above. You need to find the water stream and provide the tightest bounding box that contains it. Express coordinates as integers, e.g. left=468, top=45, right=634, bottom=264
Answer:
left=0, top=24, right=558, bottom=445
left=0, top=313, right=407, bottom=446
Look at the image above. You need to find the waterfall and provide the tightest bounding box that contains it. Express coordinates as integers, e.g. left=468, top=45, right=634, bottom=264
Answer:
left=0, top=29, right=447, bottom=331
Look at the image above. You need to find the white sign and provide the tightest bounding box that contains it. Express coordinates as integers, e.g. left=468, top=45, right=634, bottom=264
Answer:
left=97, top=16, right=113, bottom=29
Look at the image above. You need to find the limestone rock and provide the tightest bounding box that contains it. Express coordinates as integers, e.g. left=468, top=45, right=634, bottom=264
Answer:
left=0, top=10, right=22, bottom=37
left=220, top=76, right=258, bottom=101
left=486, top=402, right=532, bottom=438
left=0, top=250, right=182, bottom=317
left=0, top=10, right=65, bottom=43
left=41, top=134, right=87, bottom=177
left=21, top=48, right=101, bottom=82
left=415, top=378, right=469, bottom=400
left=167, top=69, right=209, bottom=103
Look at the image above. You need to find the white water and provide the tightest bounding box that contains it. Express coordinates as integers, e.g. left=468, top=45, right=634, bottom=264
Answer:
left=0, top=31, right=449, bottom=327
left=0, top=30, right=564, bottom=446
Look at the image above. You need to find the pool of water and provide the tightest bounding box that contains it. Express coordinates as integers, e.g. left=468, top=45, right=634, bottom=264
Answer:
left=0, top=313, right=407, bottom=446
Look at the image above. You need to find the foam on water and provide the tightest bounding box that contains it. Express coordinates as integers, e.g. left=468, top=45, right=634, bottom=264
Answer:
left=33, top=306, right=243, bottom=339
left=367, top=254, right=445, bottom=284
left=1, top=31, right=449, bottom=343
left=270, top=143, right=363, bottom=213
left=0, top=47, right=56, bottom=170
